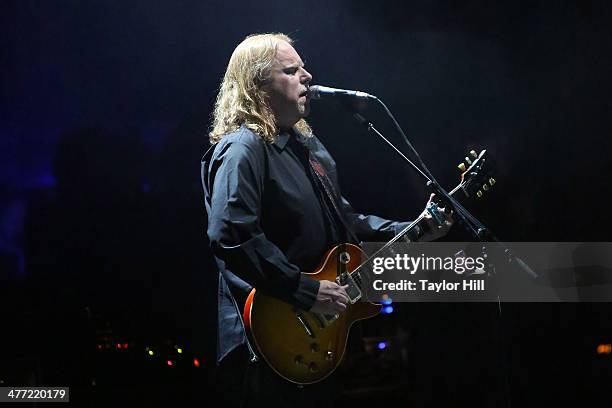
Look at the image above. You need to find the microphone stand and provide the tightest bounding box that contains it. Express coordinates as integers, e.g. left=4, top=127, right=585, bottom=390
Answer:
left=350, top=98, right=536, bottom=280
left=344, top=96, right=534, bottom=408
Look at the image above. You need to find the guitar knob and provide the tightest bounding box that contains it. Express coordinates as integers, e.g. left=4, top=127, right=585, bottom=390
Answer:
left=308, top=362, right=319, bottom=372
left=458, top=163, right=466, bottom=172
left=489, top=178, right=496, bottom=186
left=310, top=343, right=320, bottom=352
left=483, top=184, right=489, bottom=191
left=325, top=351, right=335, bottom=361
left=470, top=150, right=478, bottom=159
left=476, top=190, right=483, bottom=198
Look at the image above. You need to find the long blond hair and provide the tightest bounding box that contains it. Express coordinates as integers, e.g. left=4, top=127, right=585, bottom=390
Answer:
left=209, top=33, right=311, bottom=144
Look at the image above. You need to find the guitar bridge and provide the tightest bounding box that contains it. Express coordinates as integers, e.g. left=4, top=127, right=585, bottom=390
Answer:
left=337, top=272, right=361, bottom=304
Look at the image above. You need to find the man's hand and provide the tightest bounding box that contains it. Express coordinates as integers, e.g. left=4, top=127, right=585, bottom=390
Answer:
left=420, top=193, right=454, bottom=242
left=310, top=280, right=350, bottom=315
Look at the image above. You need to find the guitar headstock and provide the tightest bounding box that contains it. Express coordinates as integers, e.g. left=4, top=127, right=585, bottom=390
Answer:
left=456, top=149, right=496, bottom=199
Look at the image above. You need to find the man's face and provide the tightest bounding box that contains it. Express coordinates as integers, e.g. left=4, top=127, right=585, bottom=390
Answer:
left=262, top=40, right=313, bottom=131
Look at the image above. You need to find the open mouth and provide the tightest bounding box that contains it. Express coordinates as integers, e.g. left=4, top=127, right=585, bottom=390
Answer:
left=299, top=89, right=308, bottom=98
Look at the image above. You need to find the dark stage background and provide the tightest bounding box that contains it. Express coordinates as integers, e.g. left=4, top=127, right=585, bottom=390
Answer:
left=1, top=1, right=611, bottom=406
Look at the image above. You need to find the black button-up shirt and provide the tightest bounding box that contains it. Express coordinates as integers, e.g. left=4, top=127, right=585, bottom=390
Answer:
left=201, top=125, right=410, bottom=362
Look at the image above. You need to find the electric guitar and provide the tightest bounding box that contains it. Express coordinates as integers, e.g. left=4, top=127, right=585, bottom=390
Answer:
left=243, top=149, right=495, bottom=384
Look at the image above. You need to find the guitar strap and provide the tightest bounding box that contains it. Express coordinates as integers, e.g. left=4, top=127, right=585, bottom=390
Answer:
left=294, top=134, right=360, bottom=245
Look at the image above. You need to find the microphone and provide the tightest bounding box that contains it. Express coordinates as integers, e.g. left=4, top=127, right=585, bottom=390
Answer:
left=308, top=85, right=377, bottom=100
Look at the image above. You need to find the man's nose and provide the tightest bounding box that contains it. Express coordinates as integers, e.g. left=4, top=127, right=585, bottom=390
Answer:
left=301, top=67, right=313, bottom=83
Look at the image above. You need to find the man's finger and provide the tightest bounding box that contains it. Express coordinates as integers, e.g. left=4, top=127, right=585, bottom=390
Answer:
left=335, top=293, right=349, bottom=304
left=334, top=302, right=347, bottom=313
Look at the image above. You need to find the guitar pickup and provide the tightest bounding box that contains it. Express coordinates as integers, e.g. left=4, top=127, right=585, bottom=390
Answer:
left=337, top=272, right=361, bottom=304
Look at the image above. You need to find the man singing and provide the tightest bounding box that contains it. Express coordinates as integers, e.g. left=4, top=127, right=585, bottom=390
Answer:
left=202, top=32, right=452, bottom=406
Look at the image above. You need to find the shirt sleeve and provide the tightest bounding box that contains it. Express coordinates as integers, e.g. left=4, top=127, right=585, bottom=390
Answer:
left=340, top=196, right=415, bottom=242
left=203, top=140, right=320, bottom=311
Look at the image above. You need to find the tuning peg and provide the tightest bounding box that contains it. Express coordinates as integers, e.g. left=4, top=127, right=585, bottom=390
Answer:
left=476, top=190, right=483, bottom=198
left=483, top=184, right=489, bottom=191
left=464, top=156, right=473, bottom=165
left=458, top=163, right=466, bottom=172
left=470, top=150, right=478, bottom=159
left=489, top=178, right=496, bottom=186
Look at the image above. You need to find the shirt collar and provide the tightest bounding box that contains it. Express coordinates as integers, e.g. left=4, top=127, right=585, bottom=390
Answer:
left=273, top=130, right=291, bottom=151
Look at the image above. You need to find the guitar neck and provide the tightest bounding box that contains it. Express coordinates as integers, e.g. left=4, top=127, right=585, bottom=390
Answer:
left=351, top=183, right=465, bottom=285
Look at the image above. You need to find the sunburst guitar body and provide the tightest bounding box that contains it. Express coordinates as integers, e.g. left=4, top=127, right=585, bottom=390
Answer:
left=243, top=243, right=380, bottom=385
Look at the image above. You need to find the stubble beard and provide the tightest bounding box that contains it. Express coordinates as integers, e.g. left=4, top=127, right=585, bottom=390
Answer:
left=300, top=100, right=310, bottom=118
